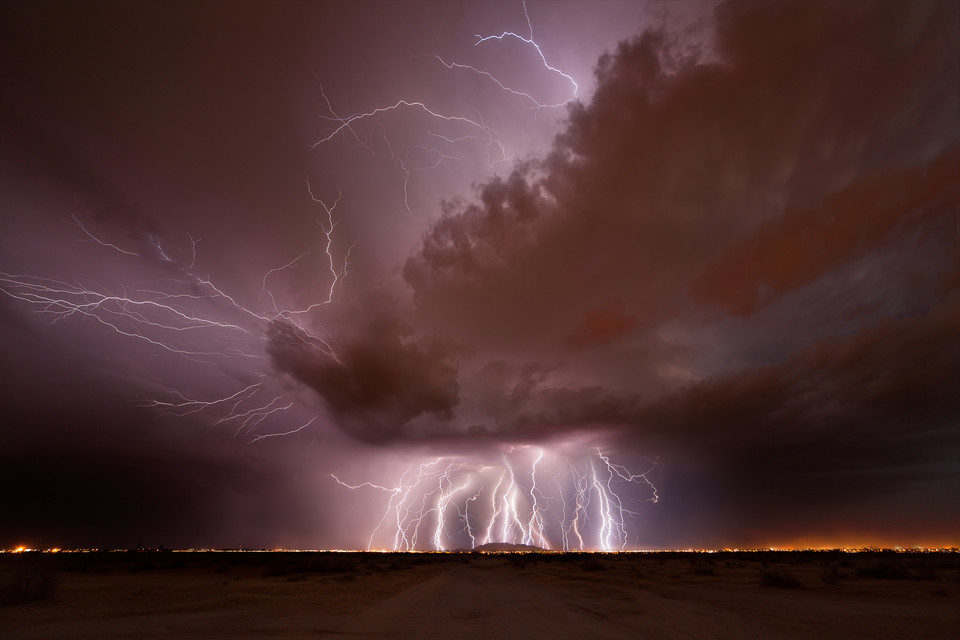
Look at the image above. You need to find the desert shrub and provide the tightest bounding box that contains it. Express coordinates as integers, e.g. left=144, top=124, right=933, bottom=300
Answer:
left=307, top=555, right=358, bottom=574
left=760, top=569, right=803, bottom=588
left=78, top=561, right=113, bottom=575
left=261, top=559, right=293, bottom=577
left=128, top=560, right=156, bottom=573
left=855, top=561, right=913, bottom=580
left=912, top=567, right=938, bottom=581
left=820, top=564, right=846, bottom=585
left=580, top=556, right=607, bottom=572
left=506, top=554, right=528, bottom=568
left=690, top=556, right=717, bottom=576
left=507, top=553, right=545, bottom=568
left=386, top=554, right=425, bottom=571
left=907, top=556, right=955, bottom=581
left=550, top=552, right=583, bottom=564
left=0, top=567, right=58, bottom=606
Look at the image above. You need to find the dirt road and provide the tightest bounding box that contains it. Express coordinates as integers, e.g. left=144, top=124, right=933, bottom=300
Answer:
left=322, top=558, right=958, bottom=639
left=2, top=553, right=957, bottom=639
left=326, top=563, right=625, bottom=639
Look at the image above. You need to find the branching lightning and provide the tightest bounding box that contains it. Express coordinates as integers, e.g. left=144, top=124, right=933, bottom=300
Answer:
left=311, top=99, right=506, bottom=155
left=1, top=3, right=662, bottom=549
left=1, top=192, right=349, bottom=442
left=430, top=3, right=579, bottom=113
left=73, top=213, right=140, bottom=257
left=470, top=1, right=579, bottom=107
left=332, top=447, right=658, bottom=551
left=309, top=2, right=577, bottom=219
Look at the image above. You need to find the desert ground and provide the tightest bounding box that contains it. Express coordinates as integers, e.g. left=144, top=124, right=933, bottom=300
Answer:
left=1, top=550, right=957, bottom=639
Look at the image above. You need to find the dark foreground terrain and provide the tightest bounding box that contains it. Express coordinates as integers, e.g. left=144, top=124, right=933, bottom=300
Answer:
left=1, top=550, right=957, bottom=638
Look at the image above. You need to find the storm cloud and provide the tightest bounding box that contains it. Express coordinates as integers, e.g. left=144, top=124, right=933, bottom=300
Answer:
left=267, top=297, right=465, bottom=443
left=393, top=0, right=960, bottom=541
left=2, top=0, right=957, bottom=549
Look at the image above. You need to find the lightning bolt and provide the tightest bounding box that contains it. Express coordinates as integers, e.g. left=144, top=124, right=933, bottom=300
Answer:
left=72, top=214, right=140, bottom=256
left=2, top=187, right=347, bottom=442
left=0, top=3, right=656, bottom=549
left=472, top=1, right=579, bottom=106
left=332, top=447, right=658, bottom=551
left=310, top=1, right=577, bottom=221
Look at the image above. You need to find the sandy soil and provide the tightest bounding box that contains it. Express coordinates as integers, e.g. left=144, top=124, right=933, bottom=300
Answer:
left=1, top=552, right=957, bottom=639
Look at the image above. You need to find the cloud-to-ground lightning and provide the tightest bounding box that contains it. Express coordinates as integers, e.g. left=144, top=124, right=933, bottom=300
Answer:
left=0, top=3, right=663, bottom=548
left=332, top=447, right=658, bottom=551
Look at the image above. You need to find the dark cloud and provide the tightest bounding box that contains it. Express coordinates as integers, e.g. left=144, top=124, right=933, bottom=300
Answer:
left=640, top=296, right=960, bottom=462
left=565, top=298, right=638, bottom=347
left=400, top=0, right=958, bottom=391
left=2, top=0, right=958, bottom=549
left=267, top=296, right=465, bottom=443
left=450, top=294, right=960, bottom=451
left=694, top=145, right=960, bottom=315
left=633, top=295, right=960, bottom=540
left=404, top=0, right=959, bottom=348
left=445, top=295, right=960, bottom=541
left=454, top=360, right=641, bottom=446
left=390, top=0, right=960, bottom=542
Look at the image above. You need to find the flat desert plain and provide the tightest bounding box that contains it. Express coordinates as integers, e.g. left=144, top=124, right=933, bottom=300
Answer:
left=1, top=551, right=957, bottom=639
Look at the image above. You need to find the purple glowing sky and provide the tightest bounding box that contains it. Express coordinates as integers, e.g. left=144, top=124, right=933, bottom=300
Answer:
left=1, top=0, right=958, bottom=550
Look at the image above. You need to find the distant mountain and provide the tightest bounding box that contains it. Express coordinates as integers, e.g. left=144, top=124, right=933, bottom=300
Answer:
left=473, top=542, right=545, bottom=552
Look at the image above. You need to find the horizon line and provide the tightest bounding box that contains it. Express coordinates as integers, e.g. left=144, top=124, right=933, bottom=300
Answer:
left=5, top=545, right=957, bottom=554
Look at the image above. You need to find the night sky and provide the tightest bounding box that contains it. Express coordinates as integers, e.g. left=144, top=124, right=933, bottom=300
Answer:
left=1, top=0, right=957, bottom=551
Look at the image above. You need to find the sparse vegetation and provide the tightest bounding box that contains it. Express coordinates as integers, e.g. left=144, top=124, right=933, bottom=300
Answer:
left=760, top=568, right=804, bottom=588
left=0, top=565, right=58, bottom=606
left=855, top=561, right=914, bottom=580
left=580, top=555, right=607, bottom=572
left=819, top=563, right=846, bottom=585
left=261, top=553, right=361, bottom=578
left=505, top=554, right=530, bottom=568
left=691, top=555, right=717, bottom=576
left=1, top=549, right=956, bottom=638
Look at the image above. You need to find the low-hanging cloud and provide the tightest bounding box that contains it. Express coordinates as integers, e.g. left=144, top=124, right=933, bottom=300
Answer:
left=267, top=296, right=465, bottom=443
